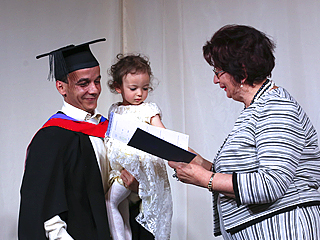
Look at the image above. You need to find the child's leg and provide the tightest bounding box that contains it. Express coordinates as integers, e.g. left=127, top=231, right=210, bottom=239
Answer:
left=106, top=181, right=132, bottom=240
left=118, top=197, right=132, bottom=240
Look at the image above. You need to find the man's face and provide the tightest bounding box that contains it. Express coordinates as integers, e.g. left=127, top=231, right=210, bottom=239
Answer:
left=57, top=66, right=101, bottom=115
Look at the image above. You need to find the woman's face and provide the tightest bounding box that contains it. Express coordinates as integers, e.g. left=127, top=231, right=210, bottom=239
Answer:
left=213, top=70, right=243, bottom=102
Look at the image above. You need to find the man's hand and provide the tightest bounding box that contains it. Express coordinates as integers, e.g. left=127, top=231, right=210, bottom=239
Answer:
left=120, top=169, right=139, bottom=193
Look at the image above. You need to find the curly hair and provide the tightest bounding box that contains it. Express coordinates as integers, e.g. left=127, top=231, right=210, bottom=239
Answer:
left=107, top=53, right=154, bottom=93
left=203, top=25, right=276, bottom=86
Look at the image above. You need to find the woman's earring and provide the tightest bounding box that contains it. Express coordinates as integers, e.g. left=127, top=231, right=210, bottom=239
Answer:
left=240, top=84, right=243, bottom=88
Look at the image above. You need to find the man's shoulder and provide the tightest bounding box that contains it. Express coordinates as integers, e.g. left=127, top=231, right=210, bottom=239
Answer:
left=30, top=126, right=86, bottom=149
left=37, top=125, right=79, bottom=137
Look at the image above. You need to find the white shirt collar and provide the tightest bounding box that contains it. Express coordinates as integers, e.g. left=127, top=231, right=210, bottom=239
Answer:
left=60, top=101, right=102, bottom=124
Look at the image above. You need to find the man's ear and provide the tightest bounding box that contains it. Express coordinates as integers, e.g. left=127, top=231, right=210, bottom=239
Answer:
left=56, top=80, right=67, bottom=97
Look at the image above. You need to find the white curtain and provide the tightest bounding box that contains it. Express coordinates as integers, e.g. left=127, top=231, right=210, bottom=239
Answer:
left=1, top=1, right=320, bottom=239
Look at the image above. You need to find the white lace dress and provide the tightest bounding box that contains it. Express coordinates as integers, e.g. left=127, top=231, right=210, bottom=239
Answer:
left=104, top=102, right=173, bottom=240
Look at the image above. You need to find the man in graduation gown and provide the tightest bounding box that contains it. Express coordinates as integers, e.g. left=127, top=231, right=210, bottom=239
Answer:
left=18, top=39, right=154, bottom=240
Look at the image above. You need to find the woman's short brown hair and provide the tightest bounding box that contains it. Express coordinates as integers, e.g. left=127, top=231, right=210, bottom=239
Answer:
left=203, top=25, right=276, bottom=86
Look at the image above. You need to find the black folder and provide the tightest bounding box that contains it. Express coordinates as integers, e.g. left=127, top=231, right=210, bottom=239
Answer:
left=128, top=128, right=196, bottom=163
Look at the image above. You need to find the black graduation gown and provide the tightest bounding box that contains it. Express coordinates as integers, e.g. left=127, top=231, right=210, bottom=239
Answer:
left=18, top=126, right=111, bottom=240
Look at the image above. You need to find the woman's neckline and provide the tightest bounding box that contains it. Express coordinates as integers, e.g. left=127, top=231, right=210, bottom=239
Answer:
left=247, top=79, right=275, bottom=108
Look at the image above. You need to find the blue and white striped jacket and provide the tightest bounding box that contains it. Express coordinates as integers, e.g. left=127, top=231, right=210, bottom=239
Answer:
left=213, top=87, right=320, bottom=236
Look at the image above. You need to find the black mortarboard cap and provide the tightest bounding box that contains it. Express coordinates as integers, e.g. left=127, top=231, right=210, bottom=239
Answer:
left=36, top=38, right=106, bottom=81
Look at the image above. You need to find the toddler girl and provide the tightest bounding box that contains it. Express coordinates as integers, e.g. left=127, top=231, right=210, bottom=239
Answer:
left=105, top=54, right=172, bottom=240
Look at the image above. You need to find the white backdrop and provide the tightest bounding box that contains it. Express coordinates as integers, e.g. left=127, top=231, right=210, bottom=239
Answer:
left=1, top=0, right=320, bottom=239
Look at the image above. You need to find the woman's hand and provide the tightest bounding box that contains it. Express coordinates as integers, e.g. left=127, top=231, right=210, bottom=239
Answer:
left=168, top=154, right=235, bottom=198
left=168, top=157, right=213, bottom=188
left=120, top=169, right=139, bottom=193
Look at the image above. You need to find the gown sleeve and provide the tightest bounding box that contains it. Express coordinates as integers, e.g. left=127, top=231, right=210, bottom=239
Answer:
left=19, top=127, right=77, bottom=239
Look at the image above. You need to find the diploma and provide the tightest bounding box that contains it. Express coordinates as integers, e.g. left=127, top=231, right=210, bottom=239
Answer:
left=106, top=113, right=195, bottom=163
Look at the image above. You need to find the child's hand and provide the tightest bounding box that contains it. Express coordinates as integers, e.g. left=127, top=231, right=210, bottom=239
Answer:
left=120, top=169, right=139, bottom=193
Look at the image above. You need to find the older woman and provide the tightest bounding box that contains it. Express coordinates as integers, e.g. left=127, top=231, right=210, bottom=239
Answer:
left=169, top=25, right=320, bottom=240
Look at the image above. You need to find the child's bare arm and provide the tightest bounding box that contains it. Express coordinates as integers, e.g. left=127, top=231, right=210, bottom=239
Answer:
left=150, top=114, right=165, bottom=128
